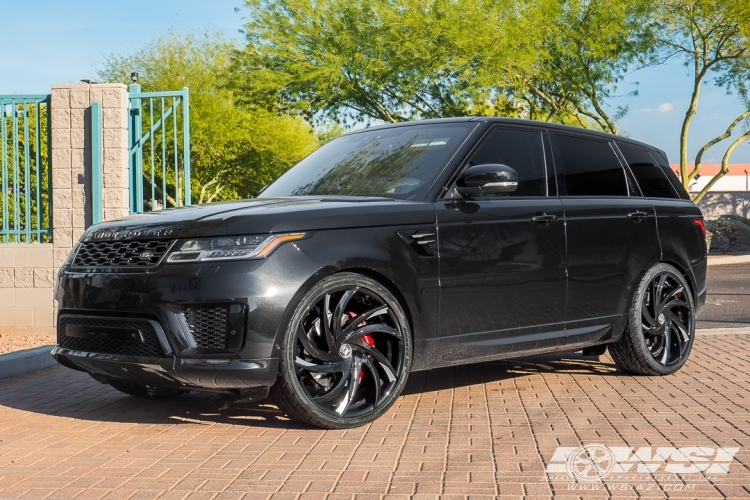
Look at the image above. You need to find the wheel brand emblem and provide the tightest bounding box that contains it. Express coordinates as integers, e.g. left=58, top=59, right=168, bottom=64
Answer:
left=338, top=344, right=352, bottom=359
left=566, top=444, right=616, bottom=482
left=139, top=250, right=155, bottom=260
left=658, top=313, right=665, bottom=325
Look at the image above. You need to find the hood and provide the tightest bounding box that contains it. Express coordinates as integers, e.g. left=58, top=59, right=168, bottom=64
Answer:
left=82, top=196, right=435, bottom=241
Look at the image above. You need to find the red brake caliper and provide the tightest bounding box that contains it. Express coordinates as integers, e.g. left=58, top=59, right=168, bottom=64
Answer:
left=347, top=312, right=375, bottom=384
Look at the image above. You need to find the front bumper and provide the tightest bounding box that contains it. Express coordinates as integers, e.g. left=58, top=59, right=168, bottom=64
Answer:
left=52, top=347, right=278, bottom=391
left=54, top=243, right=320, bottom=390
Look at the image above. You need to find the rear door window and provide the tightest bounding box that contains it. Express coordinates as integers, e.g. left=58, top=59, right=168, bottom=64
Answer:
left=554, top=134, right=628, bottom=196
left=466, top=127, right=548, bottom=196
left=649, top=152, right=691, bottom=200
left=617, top=143, right=679, bottom=199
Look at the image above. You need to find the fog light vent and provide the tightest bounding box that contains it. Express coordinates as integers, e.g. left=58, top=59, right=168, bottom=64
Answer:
left=182, top=305, right=231, bottom=349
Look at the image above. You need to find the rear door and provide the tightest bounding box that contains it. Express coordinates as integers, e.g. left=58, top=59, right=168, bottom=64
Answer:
left=551, top=132, right=661, bottom=346
left=435, top=125, right=567, bottom=364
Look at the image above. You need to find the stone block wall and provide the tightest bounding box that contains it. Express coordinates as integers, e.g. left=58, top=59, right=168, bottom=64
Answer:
left=0, top=83, right=130, bottom=339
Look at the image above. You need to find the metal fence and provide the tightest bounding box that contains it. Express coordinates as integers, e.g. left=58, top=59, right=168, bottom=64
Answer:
left=0, top=95, right=52, bottom=243
left=128, top=85, right=190, bottom=214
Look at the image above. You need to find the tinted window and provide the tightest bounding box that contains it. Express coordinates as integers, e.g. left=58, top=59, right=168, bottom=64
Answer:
left=261, top=123, right=475, bottom=200
left=467, top=128, right=547, bottom=196
left=617, top=143, right=679, bottom=198
left=556, top=134, right=627, bottom=196
left=649, top=152, right=691, bottom=200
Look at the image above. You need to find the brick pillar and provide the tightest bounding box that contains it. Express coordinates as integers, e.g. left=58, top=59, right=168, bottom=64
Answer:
left=50, top=83, right=129, bottom=269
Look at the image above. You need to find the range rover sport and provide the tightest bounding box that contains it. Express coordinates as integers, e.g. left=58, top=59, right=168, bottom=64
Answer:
left=53, top=118, right=707, bottom=429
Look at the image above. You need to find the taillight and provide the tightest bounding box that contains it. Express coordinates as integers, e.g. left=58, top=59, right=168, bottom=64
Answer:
left=693, top=219, right=706, bottom=238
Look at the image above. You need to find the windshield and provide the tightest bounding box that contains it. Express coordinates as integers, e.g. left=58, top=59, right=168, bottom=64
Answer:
left=260, top=123, right=476, bottom=200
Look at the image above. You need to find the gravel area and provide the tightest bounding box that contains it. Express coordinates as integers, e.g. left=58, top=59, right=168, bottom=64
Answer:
left=0, top=333, right=55, bottom=355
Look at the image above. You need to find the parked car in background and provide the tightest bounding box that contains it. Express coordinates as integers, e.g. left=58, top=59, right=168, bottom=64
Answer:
left=53, top=118, right=706, bottom=428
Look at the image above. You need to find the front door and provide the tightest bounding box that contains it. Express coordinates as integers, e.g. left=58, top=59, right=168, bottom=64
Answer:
left=436, top=126, right=567, bottom=364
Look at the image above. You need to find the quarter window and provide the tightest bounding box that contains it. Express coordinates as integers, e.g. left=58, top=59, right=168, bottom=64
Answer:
left=556, top=134, right=628, bottom=197
left=466, top=128, right=547, bottom=196
left=617, top=143, right=679, bottom=199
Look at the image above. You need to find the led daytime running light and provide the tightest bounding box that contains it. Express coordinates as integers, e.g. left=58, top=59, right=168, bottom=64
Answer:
left=167, top=233, right=305, bottom=263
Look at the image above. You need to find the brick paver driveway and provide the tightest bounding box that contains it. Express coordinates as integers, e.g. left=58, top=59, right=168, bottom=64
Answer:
left=1, top=332, right=749, bottom=499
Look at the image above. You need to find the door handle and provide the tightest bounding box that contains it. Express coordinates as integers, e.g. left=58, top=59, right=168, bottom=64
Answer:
left=627, top=211, right=648, bottom=221
left=530, top=214, right=558, bottom=223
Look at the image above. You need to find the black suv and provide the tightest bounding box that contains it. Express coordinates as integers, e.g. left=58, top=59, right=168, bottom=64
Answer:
left=53, top=118, right=706, bottom=429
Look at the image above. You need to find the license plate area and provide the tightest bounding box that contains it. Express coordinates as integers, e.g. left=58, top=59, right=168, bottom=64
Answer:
left=65, top=324, right=145, bottom=344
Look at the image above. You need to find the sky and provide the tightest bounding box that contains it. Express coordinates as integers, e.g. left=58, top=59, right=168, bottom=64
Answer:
left=1, top=0, right=748, bottom=164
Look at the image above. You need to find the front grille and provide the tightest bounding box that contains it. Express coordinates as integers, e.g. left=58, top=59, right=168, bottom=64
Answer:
left=72, top=239, right=175, bottom=268
left=182, top=306, right=230, bottom=349
left=58, top=316, right=165, bottom=357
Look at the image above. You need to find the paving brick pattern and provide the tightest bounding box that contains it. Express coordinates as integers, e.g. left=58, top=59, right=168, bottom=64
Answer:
left=1, top=333, right=749, bottom=499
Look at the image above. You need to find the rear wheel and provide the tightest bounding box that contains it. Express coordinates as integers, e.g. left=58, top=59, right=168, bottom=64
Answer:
left=270, top=273, right=412, bottom=429
left=109, top=380, right=185, bottom=399
left=609, top=263, right=695, bottom=375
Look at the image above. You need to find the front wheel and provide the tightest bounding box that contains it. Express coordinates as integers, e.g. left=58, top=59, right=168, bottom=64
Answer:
left=270, top=273, right=412, bottom=429
left=609, top=263, right=695, bottom=375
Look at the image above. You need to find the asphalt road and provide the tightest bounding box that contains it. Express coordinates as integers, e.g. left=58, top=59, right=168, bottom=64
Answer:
left=698, top=262, right=750, bottom=329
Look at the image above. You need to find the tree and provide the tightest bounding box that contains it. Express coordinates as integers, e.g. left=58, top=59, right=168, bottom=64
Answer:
left=99, top=29, right=318, bottom=203
left=233, top=0, right=655, bottom=133
left=656, top=0, right=750, bottom=202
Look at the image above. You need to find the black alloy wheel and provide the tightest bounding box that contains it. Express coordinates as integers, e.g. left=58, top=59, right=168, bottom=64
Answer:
left=271, top=273, right=412, bottom=428
left=609, top=263, right=695, bottom=375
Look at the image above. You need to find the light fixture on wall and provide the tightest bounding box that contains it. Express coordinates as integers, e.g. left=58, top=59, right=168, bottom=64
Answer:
left=130, top=72, right=139, bottom=83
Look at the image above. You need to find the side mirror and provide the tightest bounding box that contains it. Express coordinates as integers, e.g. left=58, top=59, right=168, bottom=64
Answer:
left=455, top=164, right=518, bottom=197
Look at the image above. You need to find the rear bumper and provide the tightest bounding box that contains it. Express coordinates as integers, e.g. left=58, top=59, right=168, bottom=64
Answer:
left=52, top=347, right=279, bottom=391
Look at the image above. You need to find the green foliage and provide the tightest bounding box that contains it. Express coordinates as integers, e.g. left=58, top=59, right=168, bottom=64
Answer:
left=232, top=0, right=655, bottom=133
left=98, top=29, right=318, bottom=203
left=655, top=0, right=750, bottom=201
left=1, top=102, right=51, bottom=242
left=706, top=216, right=750, bottom=251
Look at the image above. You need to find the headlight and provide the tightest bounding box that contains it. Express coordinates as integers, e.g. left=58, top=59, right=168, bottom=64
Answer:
left=167, top=233, right=306, bottom=263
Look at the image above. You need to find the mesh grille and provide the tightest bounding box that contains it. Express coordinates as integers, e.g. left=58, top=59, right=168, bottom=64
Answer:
left=58, top=316, right=165, bottom=357
left=183, top=306, right=229, bottom=349
left=72, top=239, right=175, bottom=268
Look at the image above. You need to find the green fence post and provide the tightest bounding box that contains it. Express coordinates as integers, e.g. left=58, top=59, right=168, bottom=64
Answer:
left=183, top=87, right=191, bottom=206
left=91, top=101, right=103, bottom=224
left=129, top=83, right=143, bottom=214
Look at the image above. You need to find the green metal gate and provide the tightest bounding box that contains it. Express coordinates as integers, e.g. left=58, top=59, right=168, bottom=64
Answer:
left=0, top=95, right=52, bottom=243
left=128, top=85, right=190, bottom=214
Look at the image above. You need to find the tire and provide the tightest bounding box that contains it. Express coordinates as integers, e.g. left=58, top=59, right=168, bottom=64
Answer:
left=109, top=380, right=185, bottom=399
left=270, top=272, right=413, bottom=429
left=608, top=263, right=696, bottom=375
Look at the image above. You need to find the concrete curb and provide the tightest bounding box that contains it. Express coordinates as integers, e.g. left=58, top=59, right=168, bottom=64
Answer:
left=707, top=255, right=750, bottom=266
left=696, top=326, right=750, bottom=335
left=0, top=345, right=56, bottom=380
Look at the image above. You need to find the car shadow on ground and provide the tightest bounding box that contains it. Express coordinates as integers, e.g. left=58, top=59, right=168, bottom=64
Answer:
left=0, top=352, right=620, bottom=429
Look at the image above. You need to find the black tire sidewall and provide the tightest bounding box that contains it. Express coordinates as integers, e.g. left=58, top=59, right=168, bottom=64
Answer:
left=628, top=263, right=696, bottom=375
left=277, top=272, right=413, bottom=428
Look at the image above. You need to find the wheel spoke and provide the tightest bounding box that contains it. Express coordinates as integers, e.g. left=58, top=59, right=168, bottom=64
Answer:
left=336, top=353, right=361, bottom=415
left=661, top=299, right=688, bottom=313
left=661, top=286, right=684, bottom=306
left=664, top=311, right=688, bottom=338
left=321, top=293, right=337, bottom=351
left=642, top=303, right=658, bottom=328
left=332, top=288, right=358, bottom=338
left=297, top=323, right=339, bottom=362
left=350, top=339, right=398, bottom=382
left=654, top=274, right=668, bottom=311
left=310, top=366, right=351, bottom=403
left=343, top=305, right=388, bottom=334
left=295, top=356, right=350, bottom=374
left=660, top=326, right=671, bottom=364
left=339, top=323, right=402, bottom=346
left=362, top=355, right=381, bottom=406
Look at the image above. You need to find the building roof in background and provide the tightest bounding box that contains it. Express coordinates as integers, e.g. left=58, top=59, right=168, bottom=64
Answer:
left=670, top=164, right=750, bottom=176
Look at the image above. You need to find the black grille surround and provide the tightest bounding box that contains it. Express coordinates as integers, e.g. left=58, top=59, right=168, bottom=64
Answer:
left=58, top=316, right=166, bottom=357
left=72, top=239, right=176, bottom=268
left=182, top=306, right=230, bottom=350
